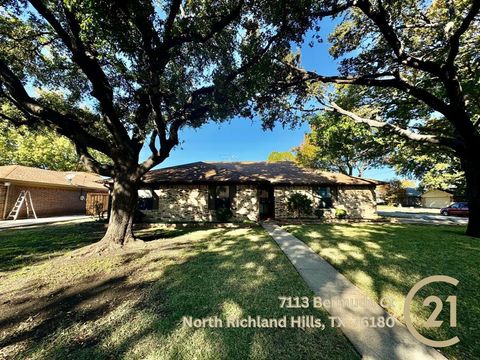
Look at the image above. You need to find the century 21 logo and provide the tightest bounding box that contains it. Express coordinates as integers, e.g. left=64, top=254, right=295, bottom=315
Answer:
left=404, top=275, right=459, bottom=347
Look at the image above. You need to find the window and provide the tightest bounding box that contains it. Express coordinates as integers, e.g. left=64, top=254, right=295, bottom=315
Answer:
left=314, top=186, right=333, bottom=209
left=215, top=186, right=230, bottom=209
left=208, top=185, right=236, bottom=210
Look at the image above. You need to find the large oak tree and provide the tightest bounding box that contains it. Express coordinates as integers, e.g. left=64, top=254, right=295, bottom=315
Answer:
left=290, top=0, right=480, bottom=236
left=0, top=0, right=311, bottom=249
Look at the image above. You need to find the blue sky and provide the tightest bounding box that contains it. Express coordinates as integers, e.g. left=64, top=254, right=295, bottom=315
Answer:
left=139, top=20, right=398, bottom=181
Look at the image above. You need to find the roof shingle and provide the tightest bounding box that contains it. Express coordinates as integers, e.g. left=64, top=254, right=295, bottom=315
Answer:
left=143, top=161, right=379, bottom=186
left=0, top=165, right=107, bottom=190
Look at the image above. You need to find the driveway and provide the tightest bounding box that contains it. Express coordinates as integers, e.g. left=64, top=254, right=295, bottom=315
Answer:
left=0, top=215, right=90, bottom=230
left=378, top=210, right=468, bottom=225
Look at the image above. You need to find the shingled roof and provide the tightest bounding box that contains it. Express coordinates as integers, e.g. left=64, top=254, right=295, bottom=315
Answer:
left=143, top=161, right=379, bottom=186
left=0, top=165, right=107, bottom=191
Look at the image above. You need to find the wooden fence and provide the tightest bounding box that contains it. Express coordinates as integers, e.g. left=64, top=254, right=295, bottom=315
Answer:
left=86, top=192, right=109, bottom=216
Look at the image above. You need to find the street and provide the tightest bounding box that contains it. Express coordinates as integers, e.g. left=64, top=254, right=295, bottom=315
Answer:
left=378, top=209, right=468, bottom=225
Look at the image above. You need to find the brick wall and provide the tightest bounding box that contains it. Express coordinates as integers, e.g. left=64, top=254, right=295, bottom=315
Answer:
left=0, top=185, right=7, bottom=218
left=2, top=184, right=87, bottom=219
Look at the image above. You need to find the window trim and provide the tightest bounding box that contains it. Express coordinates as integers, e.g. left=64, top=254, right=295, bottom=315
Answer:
left=208, top=184, right=236, bottom=210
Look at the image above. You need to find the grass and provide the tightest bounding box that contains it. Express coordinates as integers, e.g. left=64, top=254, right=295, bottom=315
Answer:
left=0, top=220, right=104, bottom=272
left=284, top=223, right=480, bottom=360
left=0, top=221, right=358, bottom=359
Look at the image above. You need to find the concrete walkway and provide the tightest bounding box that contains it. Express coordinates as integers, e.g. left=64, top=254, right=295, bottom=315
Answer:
left=262, top=222, right=447, bottom=360
left=0, top=215, right=89, bottom=230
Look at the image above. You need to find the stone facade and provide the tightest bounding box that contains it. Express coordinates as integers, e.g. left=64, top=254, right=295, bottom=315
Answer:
left=143, top=183, right=377, bottom=222
left=232, top=185, right=258, bottom=221
left=337, top=186, right=377, bottom=218
left=145, top=184, right=211, bottom=222
left=144, top=184, right=258, bottom=222
left=274, top=185, right=376, bottom=219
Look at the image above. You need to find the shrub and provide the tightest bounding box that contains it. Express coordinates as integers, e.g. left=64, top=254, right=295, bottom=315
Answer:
left=314, top=208, right=324, bottom=219
left=287, top=193, right=313, bottom=218
left=335, top=208, right=347, bottom=219
left=215, top=208, right=233, bottom=222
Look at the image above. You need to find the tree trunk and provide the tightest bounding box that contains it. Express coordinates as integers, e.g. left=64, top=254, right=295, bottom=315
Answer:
left=462, top=156, right=480, bottom=237
left=100, top=175, right=139, bottom=247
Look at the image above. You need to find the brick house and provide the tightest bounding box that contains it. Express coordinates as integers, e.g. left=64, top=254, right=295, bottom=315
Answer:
left=0, top=165, right=107, bottom=219
left=140, top=161, right=379, bottom=222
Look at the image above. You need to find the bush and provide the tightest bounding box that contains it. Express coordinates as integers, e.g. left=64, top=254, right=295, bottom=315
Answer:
left=287, top=193, right=313, bottom=218
left=314, top=208, right=324, bottom=219
left=215, top=208, right=233, bottom=222
left=335, top=208, right=347, bottom=219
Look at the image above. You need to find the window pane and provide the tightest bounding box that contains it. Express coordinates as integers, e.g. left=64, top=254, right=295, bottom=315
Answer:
left=315, top=187, right=331, bottom=198
left=216, top=186, right=229, bottom=199
left=216, top=186, right=230, bottom=209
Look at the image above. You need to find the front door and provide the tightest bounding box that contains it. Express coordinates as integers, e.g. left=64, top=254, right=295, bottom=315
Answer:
left=258, top=185, right=274, bottom=220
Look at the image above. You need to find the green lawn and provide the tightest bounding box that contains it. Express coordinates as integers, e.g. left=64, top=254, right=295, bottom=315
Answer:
left=0, top=220, right=109, bottom=272
left=0, top=222, right=358, bottom=359
left=284, top=223, right=480, bottom=360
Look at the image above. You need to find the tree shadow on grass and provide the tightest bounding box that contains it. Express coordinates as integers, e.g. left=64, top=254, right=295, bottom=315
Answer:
left=0, top=221, right=105, bottom=272
left=0, top=227, right=359, bottom=360
left=285, top=223, right=479, bottom=360
left=0, top=222, right=193, bottom=273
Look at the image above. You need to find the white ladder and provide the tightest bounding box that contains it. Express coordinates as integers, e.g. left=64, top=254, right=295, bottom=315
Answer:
left=7, top=191, right=38, bottom=220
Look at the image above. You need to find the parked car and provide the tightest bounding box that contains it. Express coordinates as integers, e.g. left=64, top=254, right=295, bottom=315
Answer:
left=440, top=202, right=469, bottom=217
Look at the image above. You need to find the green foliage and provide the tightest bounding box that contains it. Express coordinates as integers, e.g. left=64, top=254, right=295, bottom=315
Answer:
left=0, top=121, right=110, bottom=171
left=383, top=180, right=407, bottom=206
left=267, top=151, right=295, bottom=162
left=287, top=193, right=313, bottom=218
left=215, top=208, right=233, bottom=222
left=293, top=1, right=479, bottom=218
left=0, top=0, right=313, bottom=178
left=295, top=87, right=386, bottom=176
left=335, top=208, right=347, bottom=219
left=313, top=208, right=324, bottom=219
left=0, top=121, right=78, bottom=170
left=391, top=143, right=465, bottom=194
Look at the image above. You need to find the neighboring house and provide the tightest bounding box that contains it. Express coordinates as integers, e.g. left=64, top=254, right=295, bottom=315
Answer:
left=140, top=161, right=380, bottom=222
left=421, top=189, right=454, bottom=208
left=0, top=165, right=107, bottom=220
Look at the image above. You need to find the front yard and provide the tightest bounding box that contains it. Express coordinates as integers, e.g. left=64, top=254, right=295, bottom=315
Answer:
left=1, top=221, right=478, bottom=359
left=285, top=223, right=479, bottom=360
left=0, top=222, right=357, bottom=359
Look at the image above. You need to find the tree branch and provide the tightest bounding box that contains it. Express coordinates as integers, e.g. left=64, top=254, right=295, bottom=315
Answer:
left=355, top=0, right=443, bottom=75
left=324, top=101, right=458, bottom=149
left=164, top=0, right=182, bottom=40
left=290, top=65, right=452, bottom=117
left=75, top=144, right=114, bottom=177
left=27, top=0, right=132, bottom=149
left=445, top=0, right=480, bottom=68
left=166, top=0, right=245, bottom=47
left=0, top=58, right=113, bottom=158
left=312, top=1, right=355, bottom=17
